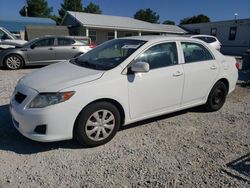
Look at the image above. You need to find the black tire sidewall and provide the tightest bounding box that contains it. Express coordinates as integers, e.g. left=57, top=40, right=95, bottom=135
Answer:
left=206, top=81, right=227, bottom=112
left=4, top=54, right=24, bottom=70
left=74, top=102, right=121, bottom=147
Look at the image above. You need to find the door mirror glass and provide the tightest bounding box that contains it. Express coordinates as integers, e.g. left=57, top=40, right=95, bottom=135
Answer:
left=131, top=61, right=149, bottom=73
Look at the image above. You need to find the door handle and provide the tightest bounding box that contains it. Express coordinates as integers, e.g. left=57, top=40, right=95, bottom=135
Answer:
left=210, top=65, right=217, bottom=70
left=173, top=71, right=183, bottom=77
left=72, top=47, right=77, bottom=49
left=48, top=48, right=53, bottom=50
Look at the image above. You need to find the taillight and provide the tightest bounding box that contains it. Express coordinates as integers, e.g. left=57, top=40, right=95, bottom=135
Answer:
left=235, top=61, right=241, bottom=70
left=89, top=45, right=96, bottom=48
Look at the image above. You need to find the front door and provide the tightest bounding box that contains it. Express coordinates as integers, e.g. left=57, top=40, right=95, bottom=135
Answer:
left=27, top=37, right=56, bottom=64
left=128, top=42, right=184, bottom=119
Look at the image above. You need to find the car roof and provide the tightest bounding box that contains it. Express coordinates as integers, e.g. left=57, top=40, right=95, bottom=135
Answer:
left=191, top=35, right=217, bottom=39
left=119, top=35, right=204, bottom=43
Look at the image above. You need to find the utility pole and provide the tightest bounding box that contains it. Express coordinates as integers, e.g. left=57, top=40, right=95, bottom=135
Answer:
left=25, top=2, right=28, bottom=17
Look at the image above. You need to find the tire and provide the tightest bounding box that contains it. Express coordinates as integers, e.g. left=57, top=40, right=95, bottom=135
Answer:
left=74, top=102, right=121, bottom=147
left=4, top=54, right=24, bottom=70
left=204, top=81, right=228, bottom=112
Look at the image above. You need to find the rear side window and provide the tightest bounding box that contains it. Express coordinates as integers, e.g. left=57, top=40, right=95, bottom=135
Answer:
left=206, top=37, right=216, bottom=43
left=135, top=42, right=178, bottom=69
left=195, top=36, right=216, bottom=43
left=181, top=42, right=214, bottom=63
left=58, top=38, right=75, bottom=46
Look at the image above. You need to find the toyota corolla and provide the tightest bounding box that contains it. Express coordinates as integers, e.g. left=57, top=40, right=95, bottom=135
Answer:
left=10, top=36, right=238, bottom=147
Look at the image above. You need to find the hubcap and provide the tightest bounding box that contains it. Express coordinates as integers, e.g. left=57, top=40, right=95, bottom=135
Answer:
left=212, top=88, right=224, bottom=105
left=85, top=110, right=115, bottom=141
left=6, top=56, right=21, bottom=69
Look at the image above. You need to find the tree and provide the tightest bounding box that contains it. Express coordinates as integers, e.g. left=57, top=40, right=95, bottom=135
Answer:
left=134, top=8, right=160, bottom=23
left=180, top=14, right=210, bottom=25
left=59, top=0, right=84, bottom=20
left=19, top=0, right=53, bottom=17
left=84, top=2, right=102, bottom=14
left=162, top=20, right=175, bottom=25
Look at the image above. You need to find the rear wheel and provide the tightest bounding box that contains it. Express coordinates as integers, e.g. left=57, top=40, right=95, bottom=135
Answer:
left=4, top=54, right=24, bottom=70
left=204, top=81, right=227, bottom=112
left=74, top=102, right=121, bottom=147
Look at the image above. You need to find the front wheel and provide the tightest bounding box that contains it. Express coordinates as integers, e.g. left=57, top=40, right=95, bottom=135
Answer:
left=204, top=81, right=227, bottom=112
left=4, top=54, right=24, bottom=70
left=74, top=102, right=121, bottom=147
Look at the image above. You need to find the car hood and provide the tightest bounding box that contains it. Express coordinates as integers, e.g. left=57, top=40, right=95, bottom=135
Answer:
left=18, top=61, right=104, bottom=92
left=1, top=39, right=27, bottom=46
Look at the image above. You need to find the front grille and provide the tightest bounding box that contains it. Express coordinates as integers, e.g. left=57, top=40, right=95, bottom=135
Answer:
left=15, top=92, right=27, bottom=104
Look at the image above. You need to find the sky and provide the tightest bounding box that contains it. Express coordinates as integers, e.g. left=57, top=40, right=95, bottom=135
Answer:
left=0, top=0, right=250, bottom=24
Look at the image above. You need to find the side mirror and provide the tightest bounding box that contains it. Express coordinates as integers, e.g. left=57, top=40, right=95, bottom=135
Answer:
left=30, top=44, right=36, bottom=49
left=131, top=61, right=150, bottom=73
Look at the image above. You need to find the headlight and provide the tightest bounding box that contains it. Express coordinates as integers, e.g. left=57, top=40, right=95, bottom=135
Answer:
left=28, top=91, right=75, bottom=108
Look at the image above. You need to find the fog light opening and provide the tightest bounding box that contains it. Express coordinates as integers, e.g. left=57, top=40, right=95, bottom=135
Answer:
left=34, top=125, right=47, bottom=134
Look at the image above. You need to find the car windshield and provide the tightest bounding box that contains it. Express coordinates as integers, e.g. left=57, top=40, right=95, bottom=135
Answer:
left=70, top=39, right=146, bottom=70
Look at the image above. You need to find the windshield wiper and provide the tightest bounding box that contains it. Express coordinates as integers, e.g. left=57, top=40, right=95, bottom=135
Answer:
left=70, top=58, right=97, bottom=69
left=79, top=60, right=97, bottom=68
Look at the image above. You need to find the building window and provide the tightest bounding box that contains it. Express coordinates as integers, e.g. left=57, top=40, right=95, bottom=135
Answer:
left=210, top=28, right=217, bottom=36
left=229, top=27, right=237, bottom=40
left=89, top=30, right=97, bottom=44
left=194, top=29, right=200, bottom=34
left=107, top=32, right=115, bottom=40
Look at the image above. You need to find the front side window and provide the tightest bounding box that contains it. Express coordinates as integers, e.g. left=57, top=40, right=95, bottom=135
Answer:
left=58, top=38, right=75, bottom=46
left=71, top=39, right=146, bottom=70
left=229, top=27, right=237, bottom=40
left=34, top=38, right=54, bottom=47
left=135, top=42, right=178, bottom=69
left=181, top=42, right=214, bottom=63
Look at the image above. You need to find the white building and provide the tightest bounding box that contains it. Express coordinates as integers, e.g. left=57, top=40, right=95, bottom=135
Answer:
left=181, top=18, right=250, bottom=56
left=62, top=11, right=187, bottom=45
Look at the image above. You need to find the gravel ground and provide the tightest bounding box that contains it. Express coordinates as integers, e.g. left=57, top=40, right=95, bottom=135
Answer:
left=0, top=68, right=249, bottom=188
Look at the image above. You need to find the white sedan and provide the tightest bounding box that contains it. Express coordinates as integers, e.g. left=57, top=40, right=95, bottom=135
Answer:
left=191, top=35, right=222, bottom=51
left=10, top=36, right=238, bottom=147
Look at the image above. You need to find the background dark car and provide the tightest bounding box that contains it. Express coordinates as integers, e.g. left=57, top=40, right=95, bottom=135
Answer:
left=0, top=36, right=92, bottom=70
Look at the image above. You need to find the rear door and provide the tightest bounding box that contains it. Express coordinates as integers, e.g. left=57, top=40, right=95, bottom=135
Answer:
left=180, top=41, right=219, bottom=105
left=54, top=37, right=79, bottom=60
left=27, top=37, right=56, bottom=64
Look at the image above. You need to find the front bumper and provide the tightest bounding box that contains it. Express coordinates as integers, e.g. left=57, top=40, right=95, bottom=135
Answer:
left=10, top=84, right=78, bottom=142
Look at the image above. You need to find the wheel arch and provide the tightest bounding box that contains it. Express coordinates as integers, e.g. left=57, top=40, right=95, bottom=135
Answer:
left=73, top=98, right=126, bottom=134
left=217, top=78, right=229, bottom=93
left=4, top=53, right=26, bottom=67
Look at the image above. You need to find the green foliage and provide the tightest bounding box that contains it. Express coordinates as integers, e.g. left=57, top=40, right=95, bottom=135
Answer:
left=49, top=15, right=61, bottom=25
left=19, top=0, right=53, bottom=17
left=58, top=0, right=84, bottom=19
left=134, top=8, right=160, bottom=23
left=84, top=2, right=102, bottom=14
left=162, top=20, right=175, bottom=25
left=180, top=14, right=210, bottom=25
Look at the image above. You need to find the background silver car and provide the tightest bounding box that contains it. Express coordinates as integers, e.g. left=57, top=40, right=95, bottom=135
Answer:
left=0, top=36, right=92, bottom=70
